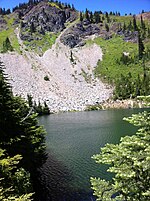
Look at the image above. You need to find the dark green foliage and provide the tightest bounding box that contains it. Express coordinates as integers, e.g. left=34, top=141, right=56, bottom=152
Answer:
left=119, top=52, right=133, bottom=65
left=133, top=15, right=138, bottom=31
left=85, top=8, right=90, bottom=21
left=0, top=61, right=47, bottom=198
left=123, top=22, right=126, bottom=32
left=89, top=11, right=93, bottom=23
left=128, top=20, right=133, bottom=31
left=27, top=94, right=33, bottom=107
left=2, top=37, right=13, bottom=53
left=33, top=100, right=50, bottom=115
left=140, top=15, right=146, bottom=39
left=43, top=101, right=50, bottom=114
left=71, top=4, right=75, bottom=10
left=70, top=50, right=74, bottom=62
left=138, top=33, right=145, bottom=60
left=114, top=68, right=150, bottom=100
left=147, top=27, right=150, bottom=38
left=105, top=12, right=108, bottom=18
left=44, top=75, right=50, bottom=81
left=30, top=22, right=36, bottom=33
left=79, top=12, right=83, bottom=22
left=94, top=12, right=100, bottom=23
left=27, top=94, right=50, bottom=115
left=105, top=23, right=109, bottom=32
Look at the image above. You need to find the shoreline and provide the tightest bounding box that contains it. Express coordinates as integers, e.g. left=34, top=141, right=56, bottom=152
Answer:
left=85, top=98, right=147, bottom=111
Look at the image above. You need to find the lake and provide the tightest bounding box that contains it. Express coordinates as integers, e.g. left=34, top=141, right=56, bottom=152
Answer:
left=38, top=109, right=144, bottom=201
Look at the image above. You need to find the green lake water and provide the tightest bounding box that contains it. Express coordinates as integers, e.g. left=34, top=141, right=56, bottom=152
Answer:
left=38, top=109, right=145, bottom=201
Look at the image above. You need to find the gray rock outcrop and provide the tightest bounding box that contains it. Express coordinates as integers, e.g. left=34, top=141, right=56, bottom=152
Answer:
left=20, top=2, right=78, bottom=42
left=60, top=22, right=100, bottom=48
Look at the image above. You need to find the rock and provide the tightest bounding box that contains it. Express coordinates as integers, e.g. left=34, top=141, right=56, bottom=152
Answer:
left=124, top=31, right=138, bottom=43
left=0, top=16, right=7, bottom=31
left=20, top=2, right=78, bottom=42
left=60, top=23, right=100, bottom=48
left=60, top=33, right=81, bottom=48
left=83, top=19, right=90, bottom=25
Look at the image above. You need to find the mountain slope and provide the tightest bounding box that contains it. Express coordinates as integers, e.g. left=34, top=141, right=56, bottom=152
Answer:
left=0, top=24, right=112, bottom=112
left=1, top=1, right=149, bottom=112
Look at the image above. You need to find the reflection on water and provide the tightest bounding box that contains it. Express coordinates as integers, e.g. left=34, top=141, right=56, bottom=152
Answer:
left=38, top=109, right=145, bottom=201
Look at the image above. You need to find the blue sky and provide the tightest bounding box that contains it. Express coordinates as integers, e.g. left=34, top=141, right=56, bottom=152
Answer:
left=0, top=0, right=150, bottom=15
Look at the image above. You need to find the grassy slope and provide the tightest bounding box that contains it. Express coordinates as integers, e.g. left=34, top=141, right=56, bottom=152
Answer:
left=0, top=14, right=20, bottom=52
left=23, top=32, right=59, bottom=55
left=87, top=36, right=143, bottom=83
left=87, top=14, right=150, bottom=86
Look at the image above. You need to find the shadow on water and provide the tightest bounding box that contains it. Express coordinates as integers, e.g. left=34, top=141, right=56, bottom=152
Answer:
left=35, top=152, right=96, bottom=201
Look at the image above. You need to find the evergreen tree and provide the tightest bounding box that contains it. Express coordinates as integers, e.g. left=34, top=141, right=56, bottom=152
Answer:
left=89, top=11, right=93, bottom=23
left=27, top=94, right=33, bottom=107
left=140, top=15, right=146, bottom=39
left=91, top=96, right=150, bottom=201
left=148, top=27, right=150, bottom=38
left=30, top=22, right=36, bottom=33
left=71, top=4, right=75, bottom=10
left=79, top=11, right=83, bottom=22
left=105, top=11, right=108, bottom=18
left=133, top=15, right=138, bottom=31
left=138, top=33, right=145, bottom=60
left=85, top=8, right=90, bottom=21
left=28, top=0, right=34, bottom=6
left=43, top=101, right=50, bottom=114
left=94, top=12, right=100, bottom=23
left=123, top=22, right=126, bottom=32
left=0, top=61, right=47, bottom=198
left=2, top=37, right=13, bottom=53
left=128, top=20, right=132, bottom=31
left=105, top=23, right=109, bottom=32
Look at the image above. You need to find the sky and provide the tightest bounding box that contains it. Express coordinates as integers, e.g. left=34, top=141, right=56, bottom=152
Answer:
left=0, top=0, right=150, bottom=15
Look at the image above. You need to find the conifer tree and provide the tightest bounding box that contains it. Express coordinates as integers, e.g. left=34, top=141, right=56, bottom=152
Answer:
left=148, top=27, right=150, bottom=38
left=94, top=12, right=100, bottom=23
left=133, top=15, right=138, bottom=31
left=138, top=33, right=145, bottom=60
left=89, top=11, right=93, bottom=23
left=0, top=61, right=47, bottom=198
left=128, top=20, right=133, bottom=31
left=85, top=8, right=90, bottom=21
left=2, top=37, right=13, bottom=53
left=30, top=22, right=36, bottom=33
left=123, top=22, right=126, bottom=32
left=79, top=11, right=83, bottom=22
left=105, top=23, right=109, bottom=32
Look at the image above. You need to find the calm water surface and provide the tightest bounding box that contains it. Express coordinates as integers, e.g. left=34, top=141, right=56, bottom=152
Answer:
left=38, top=109, right=144, bottom=201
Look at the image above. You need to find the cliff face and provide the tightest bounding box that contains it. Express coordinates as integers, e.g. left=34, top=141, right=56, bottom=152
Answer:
left=20, top=2, right=78, bottom=41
